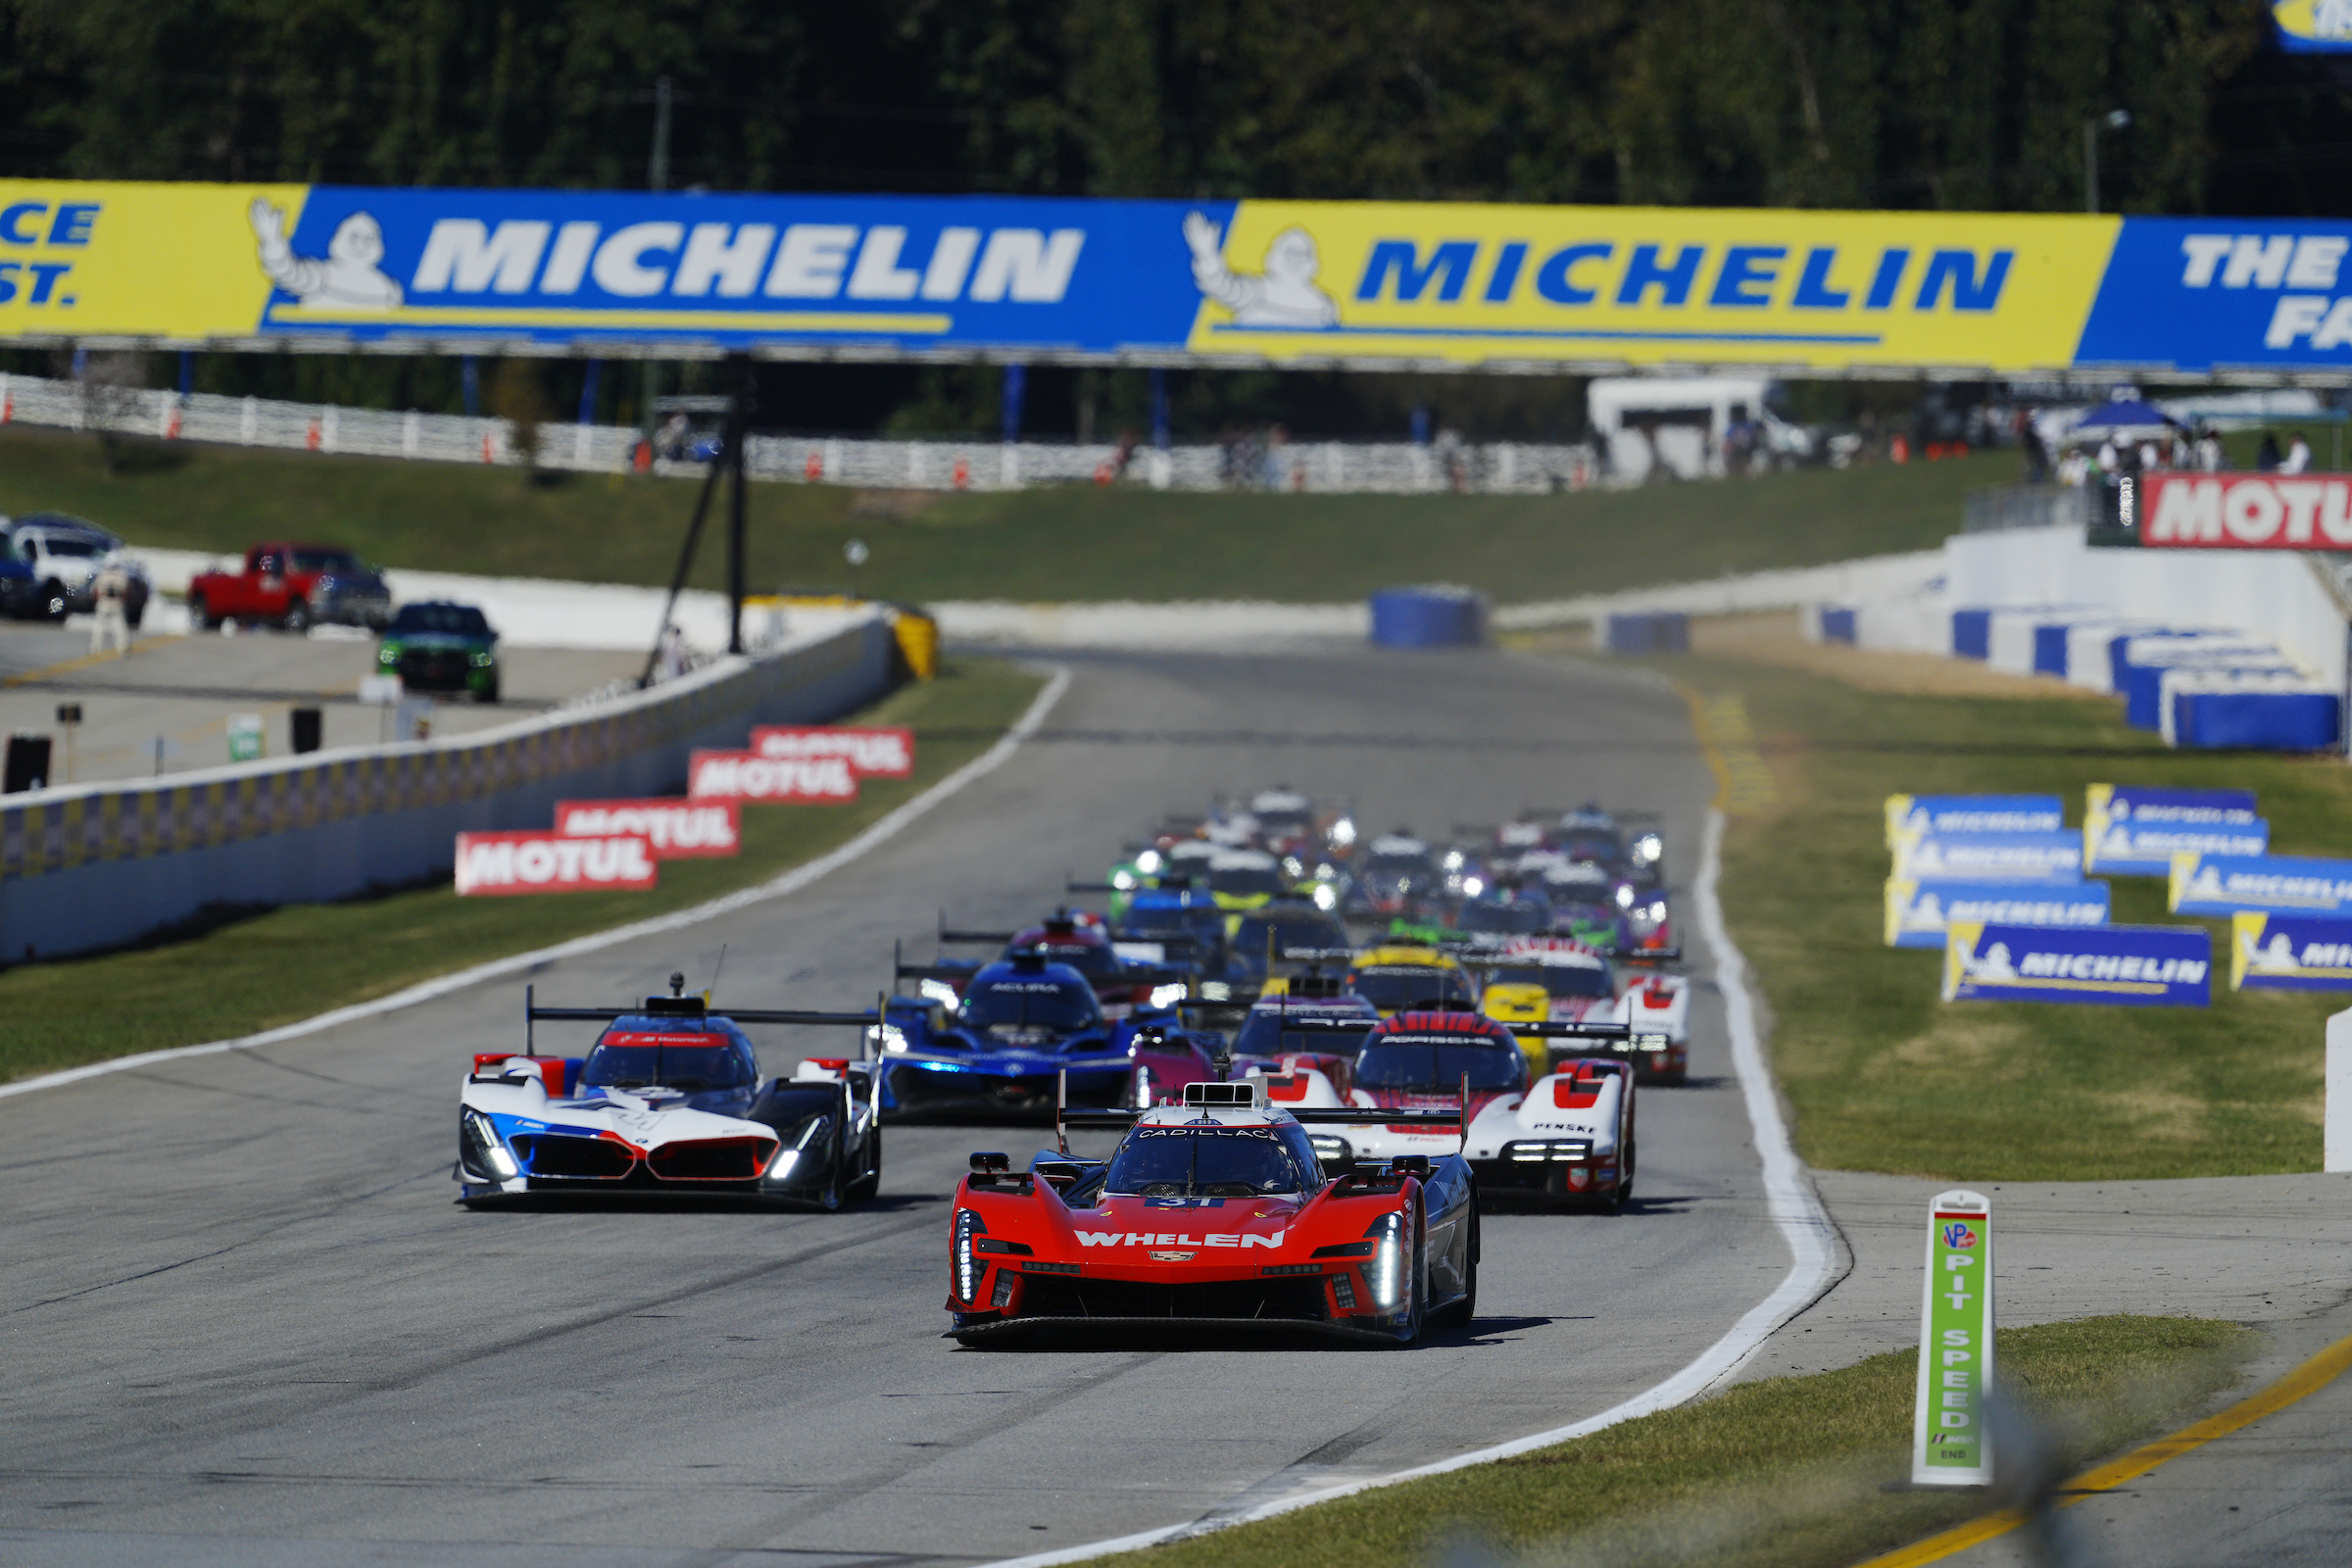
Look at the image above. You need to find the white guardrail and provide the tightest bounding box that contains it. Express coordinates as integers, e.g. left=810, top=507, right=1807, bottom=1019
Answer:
left=0, top=370, right=1602, bottom=496
left=0, top=612, right=898, bottom=961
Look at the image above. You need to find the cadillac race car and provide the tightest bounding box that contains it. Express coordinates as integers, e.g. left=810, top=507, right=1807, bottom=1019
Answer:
left=1260, top=1007, right=1638, bottom=1208
left=456, top=977, right=882, bottom=1210
left=944, top=1077, right=1478, bottom=1346
left=875, top=952, right=1216, bottom=1120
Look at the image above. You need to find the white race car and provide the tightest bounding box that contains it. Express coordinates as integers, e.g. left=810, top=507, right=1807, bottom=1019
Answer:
left=457, top=977, right=882, bottom=1210
left=1469, top=936, right=1691, bottom=1083
left=1252, top=1006, right=1638, bottom=1208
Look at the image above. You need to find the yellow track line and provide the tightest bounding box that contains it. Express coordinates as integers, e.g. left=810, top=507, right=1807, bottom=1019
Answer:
left=1, top=632, right=185, bottom=688
left=1852, top=1329, right=2352, bottom=1567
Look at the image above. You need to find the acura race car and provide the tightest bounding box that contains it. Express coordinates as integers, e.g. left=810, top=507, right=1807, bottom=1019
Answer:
left=457, top=977, right=882, bottom=1209
left=945, top=1076, right=1478, bottom=1346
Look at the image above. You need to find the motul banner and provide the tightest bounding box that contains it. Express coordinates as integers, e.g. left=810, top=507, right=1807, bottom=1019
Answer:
left=2140, top=473, right=2352, bottom=548
left=750, top=725, right=914, bottom=777
left=553, top=798, right=741, bottom=859
left=455, top=832, right=658, bottom=896
left=688, top=750, right=858, bottom=802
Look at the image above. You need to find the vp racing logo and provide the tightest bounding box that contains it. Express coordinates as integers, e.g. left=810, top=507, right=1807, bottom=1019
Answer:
left=1941, top=1221, right=1978, bottom=1250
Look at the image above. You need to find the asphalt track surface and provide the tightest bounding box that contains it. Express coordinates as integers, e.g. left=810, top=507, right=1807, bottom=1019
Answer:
left=2, top=645, right=1783, bottom=1568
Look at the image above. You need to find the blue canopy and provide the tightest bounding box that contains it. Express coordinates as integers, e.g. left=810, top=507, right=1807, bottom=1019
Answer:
left=2070, top=397, right=2180, bottom=434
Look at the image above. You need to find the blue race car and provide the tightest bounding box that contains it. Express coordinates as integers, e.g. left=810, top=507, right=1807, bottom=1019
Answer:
left=874, top=952, right=1218, bottom=1121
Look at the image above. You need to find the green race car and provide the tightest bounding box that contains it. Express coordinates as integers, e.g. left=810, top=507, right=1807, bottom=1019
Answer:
left=377, top=600, right=501, bottom=703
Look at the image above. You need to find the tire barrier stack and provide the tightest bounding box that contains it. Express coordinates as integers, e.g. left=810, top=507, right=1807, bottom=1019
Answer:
left=1368, top=586, right=1490, bottom=649
left=1603, top=612, right=1690, bottom=655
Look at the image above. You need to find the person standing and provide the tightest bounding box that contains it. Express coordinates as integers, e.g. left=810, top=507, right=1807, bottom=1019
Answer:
left=2283, top=429, right=2314, bottom=474
left=2257, top=431, right=2282, bottom=471
left=89, top=554, right=132, bottom=657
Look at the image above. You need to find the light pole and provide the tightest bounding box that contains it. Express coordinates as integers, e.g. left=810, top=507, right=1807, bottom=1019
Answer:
left=2084, top=109, right=2131, bottom=215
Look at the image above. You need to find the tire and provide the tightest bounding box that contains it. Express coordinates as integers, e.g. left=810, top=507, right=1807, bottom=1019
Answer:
left=281, top=600, right=311, bottom=633
left=848, top=1127, right=882, bottom=1202
left=1389, top=1204, right=1427, bottom=1347
left=1436, top=1209, right=1480, bottom=1331
left=187, top=592, right=214, bottom=631
left=478, top=678, right=501, bottom=705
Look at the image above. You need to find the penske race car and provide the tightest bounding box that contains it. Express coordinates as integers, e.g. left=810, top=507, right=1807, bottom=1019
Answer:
left=944, top=1076, right=1478, bottom=1346
left=1468, top=936, right=1690, bottom=1083
left=1257, top=1007, right=1639, bottom=1208
left=457, top=977, right=882, bottom=1210
left=875, top=952, right=1218, bottom=1119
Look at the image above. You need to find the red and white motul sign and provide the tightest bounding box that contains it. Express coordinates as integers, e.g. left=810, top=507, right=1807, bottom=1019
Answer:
left=688, top=750, right=858, bottom=803
left=2141, top=473, right=2352, bottom=549
left=750, top=725, right=914, bottom=777
left=455, top=832, right=658, bottom=896
left=553, top=799, right=741, bottom=859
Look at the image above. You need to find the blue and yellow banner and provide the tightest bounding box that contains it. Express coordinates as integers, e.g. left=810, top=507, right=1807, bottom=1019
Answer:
left=8, top=178, right=2352, bottom=372
left=2172, top=852, right=2352, bottom=917
left=1886, top=878, right=2109, bottom=951
left=1943, top=921, right=2210, bottom=1006
left=1884, top=793, right=2065, bottom=852
left=2230, top=912, right=2352, bottom=991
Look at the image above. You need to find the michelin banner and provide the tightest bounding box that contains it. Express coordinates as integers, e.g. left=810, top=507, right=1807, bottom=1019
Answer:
left=1943, top=921, right=2211, bottom=1006
left=1896, top=831, right=2083, bottom=882
left=2230, top=912, right=2352, bottom=992
left=12, top=178, right=2352, bottom=372
left=1884, top=794, right=2064, bottom=851
left=1886, top=878, right=2109, bottom=951
left=2084, top=784, right=2265, bottom=876
left=2171, top=853, right=2352, bottom=917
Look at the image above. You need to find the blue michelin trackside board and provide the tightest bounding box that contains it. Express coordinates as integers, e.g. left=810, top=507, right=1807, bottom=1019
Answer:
left=1884, top=794, right=2065, bottom=849
left=1942, top=921, right=2210, bottom=1006
left=2083, top=784, right=2266, bottom=875
left=1896, top=831, right=2082, bottom=881
left=2230, top=912, right=2352, bottom=992
left=2172, top=853, right=2352, bottom=917
left=1884, top=878, right=2110, bottom=950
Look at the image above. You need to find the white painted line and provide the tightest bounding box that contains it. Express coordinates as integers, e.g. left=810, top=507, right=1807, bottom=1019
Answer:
left=975, top=805, right=1844, bottom=1568
left=0, top=665, right=1074, bottom=1104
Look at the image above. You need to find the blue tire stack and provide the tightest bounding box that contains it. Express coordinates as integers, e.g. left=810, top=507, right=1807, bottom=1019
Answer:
left=1369, top=586, right=1489, bottom=648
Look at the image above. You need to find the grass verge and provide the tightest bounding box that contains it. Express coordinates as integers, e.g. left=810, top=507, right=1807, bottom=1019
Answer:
left=0, top=423, right=1999, bottom=604
left=0, top=656, right=1042, bottom=1085
left=1665, top=647, right=2345, bottom=1181
left=1094, top=1316, right=2248, bottom=1568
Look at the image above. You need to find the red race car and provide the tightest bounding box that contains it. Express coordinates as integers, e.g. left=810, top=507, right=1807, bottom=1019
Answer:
left=944, top=1078, right=1479, bottom=1346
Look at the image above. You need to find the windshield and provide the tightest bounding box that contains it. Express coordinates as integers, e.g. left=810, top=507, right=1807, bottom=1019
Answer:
left=290, top=549, right=365, bottom=574
left=1561, top=832, right=1622, bottom=863
left=1253, top=808, right=1313, bottom=837
left=580, top=1028, right=756, bottom=1091
left=1233, top=1007, right=1376, bottom=1058
left=1232, top=911, right=1349, bottom=964
left=1103, top=1124, right=1316, bottom=1198
left=1356, top=1037, right=1527, bottom=1094
left=39, top=537, right=101, bottom=559
left=1015, top=941, right=1113, bottom=977
left=1348, top=965, right=1473, bottom=1011
left=1210, top=865, right=1284, bottom=898
left=1123, top=904, right=1225, bottom=942
left=1483, top=962, right=1612, bottom=999
left=390, top=604, right=490, bottom=636
left=1457, top=901, right=1553, bottom=936
left=959, top=978, right=1102, bottom=1034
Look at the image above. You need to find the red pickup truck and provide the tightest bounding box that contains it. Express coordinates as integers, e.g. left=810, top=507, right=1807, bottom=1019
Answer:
left=186, top=543, right=393, bottom=632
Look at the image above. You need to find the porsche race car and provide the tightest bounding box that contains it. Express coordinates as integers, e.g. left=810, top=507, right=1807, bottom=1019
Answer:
left=457, top=977, right=882, bottom=1209
left=944, top=1076, right=1478, bottom=1346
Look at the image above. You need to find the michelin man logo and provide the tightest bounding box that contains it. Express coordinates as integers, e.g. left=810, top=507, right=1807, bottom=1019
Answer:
left=1905, top=892, right=1945, bottom=931
left=250, top=200, right=403, bottom=312
left=1963, top=942, right=2017, bottom=982
left=1182, top=213, right=1337, bottom=328
left=2184, top=863, right=2227, bottom=903
left=2245, top=929, right=2302, bottom=973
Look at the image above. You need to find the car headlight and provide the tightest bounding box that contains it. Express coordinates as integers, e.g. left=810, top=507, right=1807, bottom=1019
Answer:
left=920, top=977, right=959, bottom=1005
left=1112, top=868, right=1137, bottom=891
left=1330, top=817, right=1356, bottom=847
left=378, top=647, right=400, bottom=665
left=1462, top=876, right=1485, bottom=898
left=1312, top=883, right=1337, bottom=910
left=469, top=650, right=494, bottom=667
left=1443, top=850, right=1465, bottom=871
left=875, top=1023, right=909, bottom=1054
left=1366, top=1210, right=1407, bottom=1311
left=1646, top=902, right=1667, bottom=921
left=1150, top=982, right=1189, bottom=1008
left=766, top=1147, right=801, bottom=1181
left=1136, top=850, right=1163, bottom=874
left=1633, top=833, right=1662, bottom=864
left=1614, top=885, right=1635, bottom=908
left=462, top=1108, right=518, bottom=1180
left=954, top=1207, right=984, bottom=1302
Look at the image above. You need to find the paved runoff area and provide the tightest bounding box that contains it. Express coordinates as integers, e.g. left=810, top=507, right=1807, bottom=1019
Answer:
left=0, top=620, right=645, bottom=784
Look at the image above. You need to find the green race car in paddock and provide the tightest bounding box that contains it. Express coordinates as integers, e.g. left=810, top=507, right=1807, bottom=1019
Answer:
left=378, top=600, right=501, bottom=703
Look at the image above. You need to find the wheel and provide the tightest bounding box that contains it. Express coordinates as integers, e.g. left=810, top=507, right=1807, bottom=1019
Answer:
left=187, top=591, right=214, bottom=631
left=39, top=580, right=67, bottom=621
left=282, top=600, right=311, bottom=633
left=1436, top=1209, right=1479, bottom=1330
left=1389, top=1204, right=1427, bottom=1347
left=477, top=678, right=501, bottom=705
left=848, top=1127, right=882, bottom=1202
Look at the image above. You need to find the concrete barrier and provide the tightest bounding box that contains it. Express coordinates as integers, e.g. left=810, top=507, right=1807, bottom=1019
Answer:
left=0, top=613, right=896, bottom=960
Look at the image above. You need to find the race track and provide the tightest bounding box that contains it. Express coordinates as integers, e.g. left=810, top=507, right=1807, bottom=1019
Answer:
left=2, top=645, right=1794, bottom=1568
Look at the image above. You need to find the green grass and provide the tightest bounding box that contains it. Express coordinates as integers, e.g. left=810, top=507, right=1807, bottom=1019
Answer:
left=0, top=657, right=1042, bottom=1084
left=0, top=422, right=2002, bottom=603
left=1679, top=655, right=2345, bottom=1181
left=1095, top=1316, right=2249, bottom=1568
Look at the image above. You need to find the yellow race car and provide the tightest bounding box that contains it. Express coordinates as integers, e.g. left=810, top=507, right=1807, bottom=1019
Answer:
left=1344, top=943, right=1477, bottom=1017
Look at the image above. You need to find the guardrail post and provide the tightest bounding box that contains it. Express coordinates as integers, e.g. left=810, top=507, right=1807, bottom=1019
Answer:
left=2328, top=1008, right=2352, bottom=1173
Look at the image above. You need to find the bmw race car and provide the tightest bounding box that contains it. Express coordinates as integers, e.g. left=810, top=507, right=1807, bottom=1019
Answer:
left=456, top=976, right=882, bottom=1210
left=875, top=952, right=1217, bottom=1119
left=1257, top=1006, right=1638, bottom=1208
left=944, top=1076, right=1478, bottom=1346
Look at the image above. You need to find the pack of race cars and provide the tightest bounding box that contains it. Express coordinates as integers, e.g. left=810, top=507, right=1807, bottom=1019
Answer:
left=452, top=796, right=1692, bottom=1348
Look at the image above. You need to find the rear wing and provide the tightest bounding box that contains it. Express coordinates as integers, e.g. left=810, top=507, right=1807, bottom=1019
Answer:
left=1054, top=1067, right=1477, bottom=1156
left=523, top=983, right=876, bottom=1052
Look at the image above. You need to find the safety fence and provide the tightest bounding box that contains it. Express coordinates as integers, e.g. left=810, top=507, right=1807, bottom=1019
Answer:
left=0, top=613, right=895, bottom=960
left=0, top=370, right=1603, bottom=496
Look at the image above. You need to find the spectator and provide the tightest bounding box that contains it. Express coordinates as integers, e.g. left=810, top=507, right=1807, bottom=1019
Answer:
left=2019, top=410, right=2051, bottom=481
left=2196, top=425, right=2226, bottom=471
left=2283, top=429, right=2313, bottom=474
left=2257, top=431, right=2282, bottom=471
left=89, top=554, right=132, bottom=657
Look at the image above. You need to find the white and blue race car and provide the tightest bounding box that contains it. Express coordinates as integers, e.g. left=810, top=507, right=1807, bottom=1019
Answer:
left=457, top=976, right=882, bottom=1210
